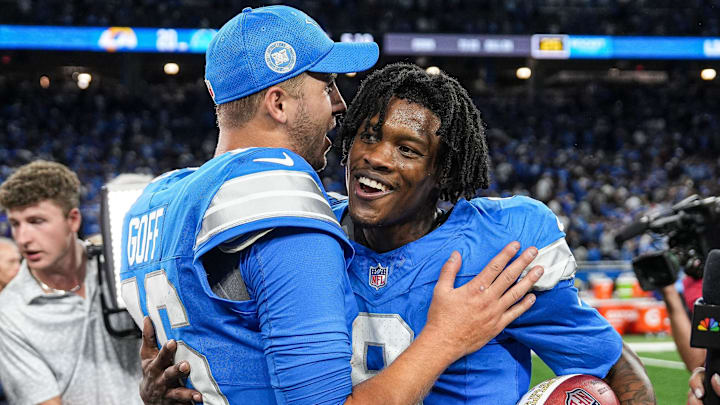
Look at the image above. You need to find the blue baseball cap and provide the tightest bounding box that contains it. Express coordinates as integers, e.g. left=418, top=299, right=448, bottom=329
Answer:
left=205, top=5, right=379, bottom=105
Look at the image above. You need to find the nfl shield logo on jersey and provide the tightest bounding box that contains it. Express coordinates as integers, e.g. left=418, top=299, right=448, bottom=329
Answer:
left=369, top=263, right=388, bottom=290
left=565, top=388, right=600, bottom=405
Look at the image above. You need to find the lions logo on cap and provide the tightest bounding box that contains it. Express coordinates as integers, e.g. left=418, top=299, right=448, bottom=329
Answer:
left=265, top=41, right=296, bottom=73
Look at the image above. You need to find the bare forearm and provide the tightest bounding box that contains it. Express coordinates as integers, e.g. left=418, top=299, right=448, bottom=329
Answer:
left=604, top=343, right=656, bottom=405
left=662, top=286, right=706, bottom=370
left=344, top=330, right=456, bottom=405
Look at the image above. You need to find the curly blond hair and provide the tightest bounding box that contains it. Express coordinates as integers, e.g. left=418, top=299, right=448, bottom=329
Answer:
left=0, top=160, right=81, bottom=214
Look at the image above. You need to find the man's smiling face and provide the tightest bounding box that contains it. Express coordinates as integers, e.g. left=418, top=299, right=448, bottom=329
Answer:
left=347, top=97, right=442, bottom=228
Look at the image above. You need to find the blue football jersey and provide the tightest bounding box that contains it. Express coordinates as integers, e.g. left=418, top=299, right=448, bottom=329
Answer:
left=119, top=148, right=356, bottom=404
left=332, top=196, right=623, bottom=405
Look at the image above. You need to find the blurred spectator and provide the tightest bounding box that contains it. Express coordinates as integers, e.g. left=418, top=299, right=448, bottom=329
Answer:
left=0, top=239, right=14, bottom=405
left=0, top=0, right=717, bottom=36
left=0, top=237, right=20, bottom=293
left=0, top=161, right=142, bottom=405
left=1, top=70, right=719, bottom=261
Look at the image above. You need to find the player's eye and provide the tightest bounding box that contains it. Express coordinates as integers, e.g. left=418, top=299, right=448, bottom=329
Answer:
left=325, top=80, right=335, bottom=94
left=399, top=145, right=421, bottom=157
left=359, top=131, right=379, bottom=142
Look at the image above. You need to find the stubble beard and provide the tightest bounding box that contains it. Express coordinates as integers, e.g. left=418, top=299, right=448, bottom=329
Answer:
left=288, top=101, right=330, bottom=172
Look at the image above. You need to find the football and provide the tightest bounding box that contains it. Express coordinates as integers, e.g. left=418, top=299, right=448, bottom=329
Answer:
left=516, top=374, right=620, bottom=405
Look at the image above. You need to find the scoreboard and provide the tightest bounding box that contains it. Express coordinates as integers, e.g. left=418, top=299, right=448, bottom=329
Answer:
left=1, top=24, right=719, bottom=60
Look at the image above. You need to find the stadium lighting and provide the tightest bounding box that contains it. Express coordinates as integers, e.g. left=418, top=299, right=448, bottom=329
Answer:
left=516, top=67, right=532, bottom=80
left=76, top=72, right=92, bottom=89
left=39, top=75, right=50, bottom=88
left=426, top=66, right=441, bottom=75
left=701, top=68, right=717, bottom=81
left=164, top=62, right=180, bottom=75
left=77, top=72, right=92, bottom=83
left=345, top=72, right=357, bottom=77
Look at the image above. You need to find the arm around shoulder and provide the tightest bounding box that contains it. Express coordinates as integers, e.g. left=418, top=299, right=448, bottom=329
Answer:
left=346, top=243, right=543, bottom=405
left=246, top=227, right=356, bottom=404
left=134, top=241, right=542, bottom=405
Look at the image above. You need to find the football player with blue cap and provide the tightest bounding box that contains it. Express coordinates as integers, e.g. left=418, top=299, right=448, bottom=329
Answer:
left=122, top=5, right=543, bottom=405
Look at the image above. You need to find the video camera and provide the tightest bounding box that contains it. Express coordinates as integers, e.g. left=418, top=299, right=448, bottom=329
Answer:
left=615, top=194, right=720, bottom=290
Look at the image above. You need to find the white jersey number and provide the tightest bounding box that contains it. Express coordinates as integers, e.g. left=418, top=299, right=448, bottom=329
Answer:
left=121, top=271, right=229, bottom=405
left=351, top=313, right=422, bottom=404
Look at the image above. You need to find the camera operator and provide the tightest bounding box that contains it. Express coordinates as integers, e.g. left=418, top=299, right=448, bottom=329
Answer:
left=659, top=278, right=705, bottom=371
left=620, top=195, right=719, bottom=368
left=689, top=367, right=720, bottom=404
left=618, top=195, right=720, bottom=403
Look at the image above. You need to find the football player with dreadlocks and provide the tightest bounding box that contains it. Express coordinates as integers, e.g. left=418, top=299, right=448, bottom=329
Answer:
left=332, top=62, right=653, bottom=404
left=140, top=63, right=655, bottom=404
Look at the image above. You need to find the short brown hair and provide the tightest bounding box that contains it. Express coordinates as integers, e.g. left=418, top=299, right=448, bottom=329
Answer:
left=0, top=160, right=81, bottom=214
left=215, top=73, right=306, bottom=130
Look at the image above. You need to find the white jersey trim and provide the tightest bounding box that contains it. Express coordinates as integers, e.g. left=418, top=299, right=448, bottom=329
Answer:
left=519, top=237, right=577, bottom=291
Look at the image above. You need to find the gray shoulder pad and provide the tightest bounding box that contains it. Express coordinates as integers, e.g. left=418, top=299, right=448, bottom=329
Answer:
left=196, top=170, right=337, bottom=249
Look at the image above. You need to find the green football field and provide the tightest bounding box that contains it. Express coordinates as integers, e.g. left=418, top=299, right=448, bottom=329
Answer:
left=530, top=335, right=690, bottom=405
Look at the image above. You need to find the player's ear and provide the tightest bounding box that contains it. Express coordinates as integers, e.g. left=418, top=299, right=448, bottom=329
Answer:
left=263, top=86, right=292, bottom=125
left=66, top=207, right=82, bottom=233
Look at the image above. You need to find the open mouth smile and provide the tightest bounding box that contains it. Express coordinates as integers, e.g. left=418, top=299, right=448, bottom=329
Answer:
left=353, top=174, right=394, bottom=200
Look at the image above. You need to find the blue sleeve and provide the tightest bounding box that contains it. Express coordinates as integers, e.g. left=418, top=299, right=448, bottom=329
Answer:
left=504, top=279, right=623, bottom=378
left=518, top=197, right=565, bottom=250
left=240, top=227, right=354, bottom=405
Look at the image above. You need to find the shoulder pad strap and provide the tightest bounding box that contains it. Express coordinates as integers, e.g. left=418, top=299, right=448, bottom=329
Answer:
left=219, top=229, right=274, bottom=253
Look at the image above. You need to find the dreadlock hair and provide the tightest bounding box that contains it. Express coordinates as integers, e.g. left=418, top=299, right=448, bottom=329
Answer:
left=336, top=62, right=490, bottom=203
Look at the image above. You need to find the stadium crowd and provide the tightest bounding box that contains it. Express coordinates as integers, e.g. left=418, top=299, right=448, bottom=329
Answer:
left=1, top=70, right=719, bottom=261
left=0, top=3, right=717, bottom=403
left=0, top=0, right=718, bottom=36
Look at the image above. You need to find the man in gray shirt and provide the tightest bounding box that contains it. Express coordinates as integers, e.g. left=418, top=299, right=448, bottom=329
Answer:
left=0, top=160, right=142, bottom=405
